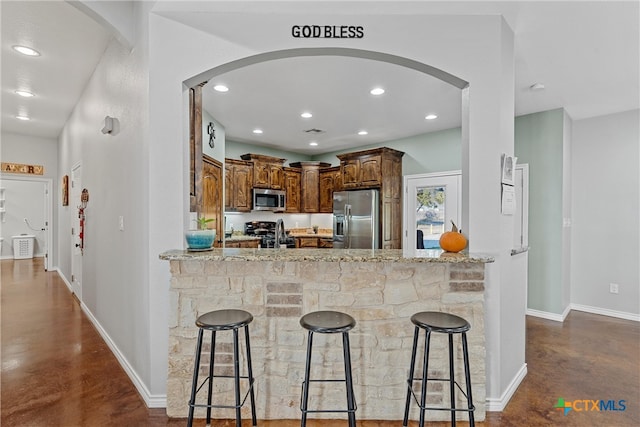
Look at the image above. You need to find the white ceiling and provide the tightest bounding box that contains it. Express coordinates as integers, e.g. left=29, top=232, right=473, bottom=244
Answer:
left=2, top=1, right=638, bottom=155
left=1, top=1, right=111, bottom=139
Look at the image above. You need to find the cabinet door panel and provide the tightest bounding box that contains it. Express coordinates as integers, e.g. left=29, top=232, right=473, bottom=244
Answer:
left=341, top=160, right=360, bottom=188
left=360, top=155, right=382, bottom=187
left=234, top=165, right=252, bottom=211
left=301, top=168, right=320, bottom=213
left=284, top=169, right=301, bottom=213
left=253, top=161, right=270, bottom=188
left=319, top=172, right=334, bottom=213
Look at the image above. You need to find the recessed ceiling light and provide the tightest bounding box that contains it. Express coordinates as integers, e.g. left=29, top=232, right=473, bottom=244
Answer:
left=16, top=115, right=30, bottom=121
left=301, top=112, right=313, bottom=118
left=213, top=85, right=229, bottom=92
left=370, top=87, right=385, bottom=95
left=425, top=114, right=438, bottom=120
left=309, top=142, right=318, bottom=146
left=358, top=130, right=368, bottom=136
left=252, top=129, right=263, bottom=134
left=15, top=90, right=35, bottom=98
left=13, top=45, right=40, bottom=56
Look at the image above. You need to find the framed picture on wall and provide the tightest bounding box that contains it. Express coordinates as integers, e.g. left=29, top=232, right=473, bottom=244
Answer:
left=62, top=175, right=69, bottom=206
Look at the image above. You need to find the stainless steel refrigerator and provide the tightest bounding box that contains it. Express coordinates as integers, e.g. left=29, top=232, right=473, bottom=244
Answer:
left=333, top=189, right=379, bottom=249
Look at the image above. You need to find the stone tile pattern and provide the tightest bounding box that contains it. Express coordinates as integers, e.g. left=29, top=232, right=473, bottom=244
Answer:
left=167, top=260, right=485, bottom=422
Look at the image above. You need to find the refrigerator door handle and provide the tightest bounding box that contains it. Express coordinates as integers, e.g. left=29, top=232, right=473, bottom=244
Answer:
left=344, top=204, right=352, bottom=249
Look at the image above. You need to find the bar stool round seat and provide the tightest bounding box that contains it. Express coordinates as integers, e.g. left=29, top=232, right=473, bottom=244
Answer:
left=299, top=310, right=357, bottom=427
left=410, top=311, right=470, bottom=334
left=300, top=310, right=356, bottom=333
left=403, top=311, right=475, bottom=427
left=196, top=309, right=253, bottom=330
left=187, top=309, right=257, bottom=427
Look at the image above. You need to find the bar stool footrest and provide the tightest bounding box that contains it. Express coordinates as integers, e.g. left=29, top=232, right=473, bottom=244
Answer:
left=190, top=376, right=256, bottom=410
left=406, top=378, right=475, bottom=412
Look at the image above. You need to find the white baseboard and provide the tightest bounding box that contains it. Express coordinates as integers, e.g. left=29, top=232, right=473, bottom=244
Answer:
left=526, top=304, right=571, bottom=322
left=570, top=303, right=640, bottom=322
left=54, top=267, right=74, bottom=293
left=486, top=363, right=528, bottom=412
left=79, top=301, right=167, bottom=408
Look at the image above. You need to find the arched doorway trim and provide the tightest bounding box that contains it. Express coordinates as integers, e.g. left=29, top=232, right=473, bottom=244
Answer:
left=184, top=47, right=469, bottom=90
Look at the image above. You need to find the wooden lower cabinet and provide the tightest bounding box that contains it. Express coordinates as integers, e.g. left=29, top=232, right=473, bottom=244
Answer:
left=225, top=240, right=260, bottom=249
left=295, top=236, right=319, bottom=248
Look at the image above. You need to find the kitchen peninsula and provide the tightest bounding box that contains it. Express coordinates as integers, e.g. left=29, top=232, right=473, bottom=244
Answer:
left=160, top=248, right=492, bottom=421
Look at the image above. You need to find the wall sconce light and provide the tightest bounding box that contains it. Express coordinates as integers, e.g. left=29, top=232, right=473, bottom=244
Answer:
left=101, top=116, right=119, bottom=135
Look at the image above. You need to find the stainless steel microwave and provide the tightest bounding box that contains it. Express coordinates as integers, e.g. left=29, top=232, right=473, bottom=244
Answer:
left=253, top=189, right=286, bottom=212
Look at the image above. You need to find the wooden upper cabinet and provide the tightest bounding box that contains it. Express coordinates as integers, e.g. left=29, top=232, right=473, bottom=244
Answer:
left=359, top=154, right=382, bottom=187
left=319, top=166, right=340, bottom=213
left=290, top=161, right=331, bottom=214
left=240, top=153, right=286, bottom=189
left=225, top=159, right=253, bottom=212
left=337, top=147, right=405, bottom=249
left=203, top=155, right=223, bottom=247
left=341, top=158, right=360, bottom=189
left=337, top=148, right=403, bottom=190
left=283, top=167, right=301, bottom=213
left=338, top=152, right=383, bottom=189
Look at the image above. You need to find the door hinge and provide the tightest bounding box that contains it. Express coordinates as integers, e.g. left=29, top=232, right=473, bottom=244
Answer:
left=71, top=227, right=75, bottom=235
left=72, top=274, right=75, bottom=282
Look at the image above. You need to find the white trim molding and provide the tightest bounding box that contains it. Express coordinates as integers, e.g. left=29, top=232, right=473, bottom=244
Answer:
left=486, top=363, right=528, bottom=412
left=54, top=268, right=167, bottom=408
left=526, top=304, right=571, bottom=322
left=80, top=302, right=167, bottom=408
left=55, top=267, right=74, bottom=293
left=570, top=303, right=640, bottom=322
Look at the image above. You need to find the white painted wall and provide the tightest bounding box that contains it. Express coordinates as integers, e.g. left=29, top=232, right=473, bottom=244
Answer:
left=57, top=0, right=157, bottom=403
left=1, top=132, right=58, bottom=262
left=147, top=3, right=521, bottom=408
left=571, top=109, right=640, bottom=317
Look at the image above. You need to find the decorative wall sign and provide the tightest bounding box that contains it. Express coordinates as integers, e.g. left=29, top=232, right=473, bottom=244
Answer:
left=291, top=25, right=364, bottom=38
left=62, top=175, right=69, bottom=206
left=1, top=162, right=44, bottom=175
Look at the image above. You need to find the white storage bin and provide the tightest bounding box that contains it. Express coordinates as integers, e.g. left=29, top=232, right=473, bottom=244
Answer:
left=12, top=235, right=35, bottom=260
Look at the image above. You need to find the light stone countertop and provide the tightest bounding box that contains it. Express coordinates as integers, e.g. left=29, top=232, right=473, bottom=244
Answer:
left=159, top=248, right=494, bottom=263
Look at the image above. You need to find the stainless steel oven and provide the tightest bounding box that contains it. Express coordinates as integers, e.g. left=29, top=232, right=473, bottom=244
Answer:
left=253, top=189, right=286, bottom=212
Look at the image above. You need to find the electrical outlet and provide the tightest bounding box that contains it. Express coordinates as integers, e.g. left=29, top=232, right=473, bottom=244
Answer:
left=609, top=283, right=619, bottom=294
left=119, top=216, right=124, bottom=231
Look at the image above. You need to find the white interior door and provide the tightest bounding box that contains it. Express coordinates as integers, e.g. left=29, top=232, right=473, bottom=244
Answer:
left=71, top=163, right=82, bottom=300
left=404, top=171, right=461, bottom=250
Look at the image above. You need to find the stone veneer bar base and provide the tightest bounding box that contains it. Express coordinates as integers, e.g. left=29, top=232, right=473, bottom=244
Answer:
left=166, top=259, right=486, bottom=421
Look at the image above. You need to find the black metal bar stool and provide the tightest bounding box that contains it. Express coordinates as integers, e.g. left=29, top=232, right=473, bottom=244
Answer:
left=187, top=309, right=257, bottom=427
left=403, top=311, right=475, bottom=427
left=299, top=310, right=357, bottom=427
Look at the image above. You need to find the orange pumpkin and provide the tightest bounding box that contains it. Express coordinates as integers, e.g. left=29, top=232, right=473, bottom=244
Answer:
left=439, top=221, right=467, bottom=253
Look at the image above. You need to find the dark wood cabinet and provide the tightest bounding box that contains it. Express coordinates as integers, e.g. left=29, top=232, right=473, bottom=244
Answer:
left=290, top=162, right=331, bottom=214
left=337, top=147, right=404, bottom=249
left=319, top=166, right=341, bottom=213
left=241, top=153, right=286, bottom=189
left=295, top=236, right=319, bottom=248
left=283, top=167, right=301, bottom=213
left=225, top=159, right=253, bottom=212
left=203, top=155, right=223, bottom=247
left=338, top=151, right=383, bottom=189
left=225, top=239, right=260, bottom=249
